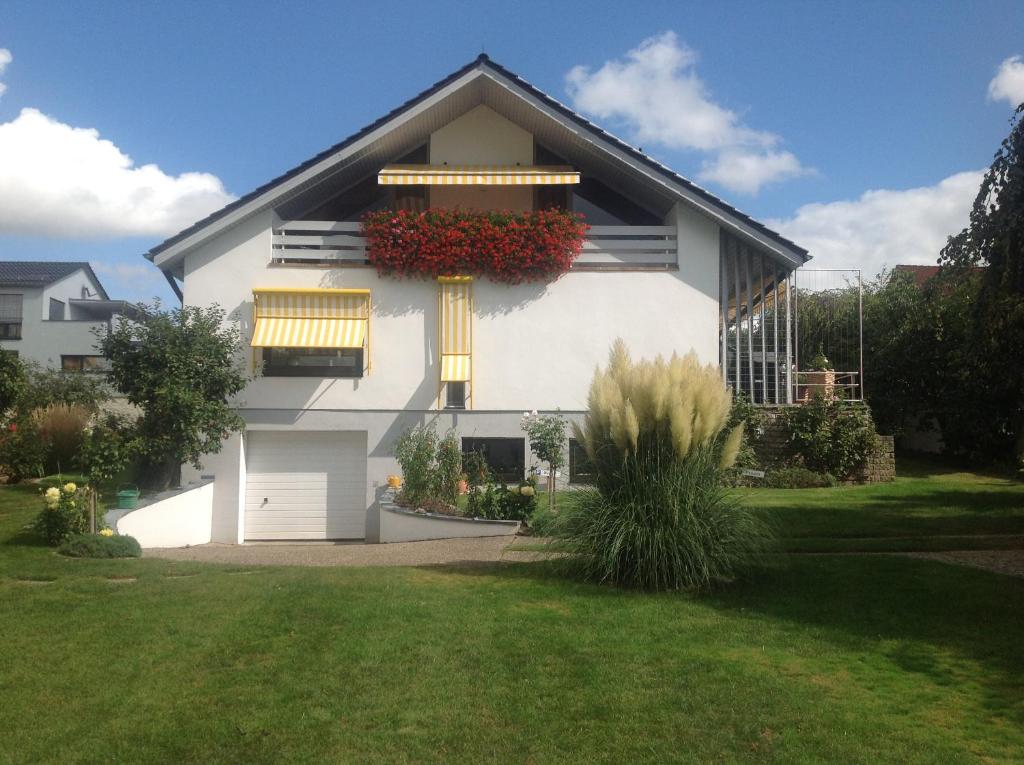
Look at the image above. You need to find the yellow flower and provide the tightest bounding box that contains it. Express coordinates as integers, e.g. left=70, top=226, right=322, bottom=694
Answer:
left=63, top=482, right=77, bottom=494
left=99, top=528, right=114, bottom=537
left=507, top=486, right=520, bottom=495
left=44, top=487, right=60, bottom=506
left=520, top=486, right=535, bottom=497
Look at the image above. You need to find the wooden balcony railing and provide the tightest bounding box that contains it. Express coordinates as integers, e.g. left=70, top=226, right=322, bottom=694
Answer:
left=271, top=221, right=678, bottom=268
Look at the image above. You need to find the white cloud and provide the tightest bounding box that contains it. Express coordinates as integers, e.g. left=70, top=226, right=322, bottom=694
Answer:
left=768, top=170, right=983, bottom=279
left=988, top=55, right=1024, bottom=107
left=0, top=48, right=11, bottom=98
left=0, top=107, right=235, bottom=238
left=699, top=149, right=809, bottom=195
left=565, top=31, right=809, bottom=194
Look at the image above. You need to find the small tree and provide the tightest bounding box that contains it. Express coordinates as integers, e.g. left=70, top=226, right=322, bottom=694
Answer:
left=97, top=303, right=247, bottom=490
left=521, top=410, right=567, bottom=512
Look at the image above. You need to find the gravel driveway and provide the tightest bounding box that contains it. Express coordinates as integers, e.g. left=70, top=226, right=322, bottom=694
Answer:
left=145, top=535, right=548, bottom=568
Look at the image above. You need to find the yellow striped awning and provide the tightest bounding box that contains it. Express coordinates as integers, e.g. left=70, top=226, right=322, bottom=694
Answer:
left=440, top=354, right=471, bottom=382
left=251, top=289, right=369, bottom=349
left=378, top=164, right=580, bottom=186
left=439, top=277, right=472, bottom=383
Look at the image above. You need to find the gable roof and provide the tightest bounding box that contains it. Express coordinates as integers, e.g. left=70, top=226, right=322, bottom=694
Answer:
left=0, top=261, right=109, bottom=299
left=146, top=54, right=809, bottom=271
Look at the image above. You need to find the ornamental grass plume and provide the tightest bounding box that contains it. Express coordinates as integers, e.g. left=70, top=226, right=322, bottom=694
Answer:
left=559, top=340, right=770, bottom=591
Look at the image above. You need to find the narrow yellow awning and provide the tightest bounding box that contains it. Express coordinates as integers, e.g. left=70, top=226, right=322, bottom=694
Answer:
left=251, top=289, right=370, bottom=350
left=440, top=354, right=471, bottom=382
left=379, top=164, right=580, bottom=186
left=438, top=277, right=473, bottom=389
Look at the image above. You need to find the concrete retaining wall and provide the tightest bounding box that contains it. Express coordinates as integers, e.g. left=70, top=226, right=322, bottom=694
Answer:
left=114, top=481, right=214, bottom=548
left=377, top=491, right=519, bottom=543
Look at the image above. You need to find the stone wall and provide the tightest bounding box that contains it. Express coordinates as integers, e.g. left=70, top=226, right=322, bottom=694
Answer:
left=751, top=407, right=895, bottom=484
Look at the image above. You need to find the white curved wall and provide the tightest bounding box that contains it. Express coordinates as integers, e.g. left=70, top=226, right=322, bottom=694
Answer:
left=116, top=482, right=214, bottom=548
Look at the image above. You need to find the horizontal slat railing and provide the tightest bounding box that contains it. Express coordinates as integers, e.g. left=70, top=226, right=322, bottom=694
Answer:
left=272, top=220, right=368, bottom=264
left=576, top=225, right=677, bottom=267
left=272, top=221, right=678, bottom=268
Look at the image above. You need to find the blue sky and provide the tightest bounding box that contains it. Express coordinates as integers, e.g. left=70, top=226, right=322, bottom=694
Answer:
left=1, top=0, right=1023, bottom=303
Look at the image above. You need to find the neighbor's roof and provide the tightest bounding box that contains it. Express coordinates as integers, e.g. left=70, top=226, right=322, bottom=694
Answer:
left=0, top=261, right=109, bottom=299
left=146, top=54, right=810, bottom=269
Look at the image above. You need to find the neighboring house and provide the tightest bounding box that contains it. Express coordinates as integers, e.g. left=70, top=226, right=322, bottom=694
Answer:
left=0, top=261, right=141, bottom=371
left=147, top=55, right=810, bottom=543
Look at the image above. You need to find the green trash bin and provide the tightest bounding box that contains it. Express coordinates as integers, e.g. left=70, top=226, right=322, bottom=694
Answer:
left=116, top=486, right=140, bottom=510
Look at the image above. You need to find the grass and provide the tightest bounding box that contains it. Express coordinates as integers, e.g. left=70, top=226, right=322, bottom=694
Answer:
left=528, top=457, right=1024, bottom=553
left=1, top=466, right=1023, bottom=763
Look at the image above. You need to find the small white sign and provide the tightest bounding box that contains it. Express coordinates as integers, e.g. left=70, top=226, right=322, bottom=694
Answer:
left=741, top=469, right=766, bottom=478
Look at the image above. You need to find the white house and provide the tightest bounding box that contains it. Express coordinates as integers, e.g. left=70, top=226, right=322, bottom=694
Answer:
left=147, top=55, right=809, bottom=544
left=0, top=261, right=140, bottom=371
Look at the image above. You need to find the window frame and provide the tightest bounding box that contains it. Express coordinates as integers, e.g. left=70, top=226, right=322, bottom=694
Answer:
left=0, top=294, right=23, bottom=340
left=445, top=381, right=467, bottom=410
left=569, top=438, right=596, bottom=485
left=260, top=347, right=365, bottom=378
left=60, top=355, right=108, bottom=373
left=461, top=437, right=525, bottom=484
left=48, top=298, right=65, bottom=321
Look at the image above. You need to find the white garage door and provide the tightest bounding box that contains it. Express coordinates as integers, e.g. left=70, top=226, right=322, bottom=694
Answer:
left=244, top=431, right=368, bottom=541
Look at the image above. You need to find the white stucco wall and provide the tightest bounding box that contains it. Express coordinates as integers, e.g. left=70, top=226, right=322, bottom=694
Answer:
left=0, top=281, right=109, bottom=367
left=116, top=482, right=214, bottom=548
left=181, top=202, right=719, bottom=414
left=428, top=105, right=533, bottom=212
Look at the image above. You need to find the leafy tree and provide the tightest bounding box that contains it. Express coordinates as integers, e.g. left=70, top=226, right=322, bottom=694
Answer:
left=521, top=410, right=567, bottom=511
left=939, top=104, right=1024, bottom=460
left=97, top=303, right=247, bottom=489
left=0, top=351, right=27, bottom=415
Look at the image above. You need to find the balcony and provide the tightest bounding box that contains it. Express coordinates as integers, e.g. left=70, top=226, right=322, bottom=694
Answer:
left=271, top=220, right=678, bottom=270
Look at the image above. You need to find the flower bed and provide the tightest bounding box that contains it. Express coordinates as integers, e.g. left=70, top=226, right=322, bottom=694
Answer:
left=362, top=208, right=587, bottom=283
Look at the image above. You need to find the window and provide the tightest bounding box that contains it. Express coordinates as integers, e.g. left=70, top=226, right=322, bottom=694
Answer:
left=0, top=294, right=22, bottom=340
left=569, top=438, right=596, bottom=484
left=261, top=347, right=364, bottom=378
left=445, top=381, right=466, bottom=409
left=48, top=298, right=65, bottom=321
left=61, top=355, right=108, bottom=373
left=461, top=437, right=525, bottom=483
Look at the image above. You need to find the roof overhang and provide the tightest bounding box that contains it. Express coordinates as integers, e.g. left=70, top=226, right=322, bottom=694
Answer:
left=147, top=56, right=809, bottom=273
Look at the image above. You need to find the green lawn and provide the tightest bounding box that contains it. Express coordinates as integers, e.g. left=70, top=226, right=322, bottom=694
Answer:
left=1, top=470, right=1023, bottom=763
left=743, top=458, right=1024, bottom=552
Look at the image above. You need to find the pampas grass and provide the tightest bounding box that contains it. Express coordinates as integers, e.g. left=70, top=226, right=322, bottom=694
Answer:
left=557, top=340, right=771, bottom=591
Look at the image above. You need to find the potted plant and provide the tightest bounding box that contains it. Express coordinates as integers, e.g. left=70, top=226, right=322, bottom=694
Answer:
left=801, top=344, right=837, bottom=402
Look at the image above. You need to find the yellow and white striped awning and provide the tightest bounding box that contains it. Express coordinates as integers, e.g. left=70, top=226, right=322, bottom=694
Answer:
left=379, top=164, right=579, bottom=186
left=251, top=289, right=369, bottom=349
left=440, top=354, right=471, bottom=382
left=439, top=277, right=472, bottom=382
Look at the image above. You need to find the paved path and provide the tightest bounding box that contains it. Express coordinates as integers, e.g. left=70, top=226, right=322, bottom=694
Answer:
left=145, top=535, right=552, bottom=568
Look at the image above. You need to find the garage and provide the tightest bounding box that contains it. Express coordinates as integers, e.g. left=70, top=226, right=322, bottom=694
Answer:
left=244, top=431, right=368, bottom=541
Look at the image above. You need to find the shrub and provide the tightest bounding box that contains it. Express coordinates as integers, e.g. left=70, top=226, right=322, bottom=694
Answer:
left=33, top=481, right=91, bottom=545
left=784, top=396, right=878, bottom=478
left=59, top=533, right=141, bottom=559
left=432, top=430, right=462, bottom=508
left=20, top=365, right=110, bottom=415
left=0, top=417, right=47, bottom=482
left=394, top=425, right=440, bottom=507
left=555, top=340, right=770, bottom=591
left=763, top=466, right=837, bottom=489
left=463, top=453, right=537, bottom=521
left=32, top=403, right=91, bottom=474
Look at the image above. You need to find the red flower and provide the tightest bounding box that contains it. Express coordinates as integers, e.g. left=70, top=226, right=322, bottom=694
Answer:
left=8, top=423, right=16, bottom=433
left=361, top=208, right=587, bottom=283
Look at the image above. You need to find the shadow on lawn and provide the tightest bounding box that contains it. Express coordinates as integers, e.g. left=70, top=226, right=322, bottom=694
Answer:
left=706, top=554, right=1024, bottom=722
left=439, top=554, right=1024, bottom=721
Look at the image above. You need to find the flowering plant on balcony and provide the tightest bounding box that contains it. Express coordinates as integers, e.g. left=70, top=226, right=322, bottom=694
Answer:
left=362, top=208, right=588, bottom=283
